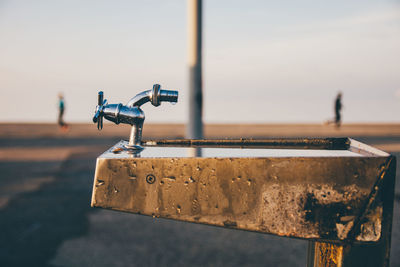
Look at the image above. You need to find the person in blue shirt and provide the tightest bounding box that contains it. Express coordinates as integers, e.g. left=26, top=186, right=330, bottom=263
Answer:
left=58, top=93, right=68, bottom=130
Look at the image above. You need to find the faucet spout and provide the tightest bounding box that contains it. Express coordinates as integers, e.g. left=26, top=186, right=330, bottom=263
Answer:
left=126, top=90, right=151, bottom=108
left=127, top=84, right=178, bottom=108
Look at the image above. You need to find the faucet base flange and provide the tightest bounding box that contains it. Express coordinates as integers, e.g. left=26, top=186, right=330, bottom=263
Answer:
left=124, top=144, right=144, bottom=153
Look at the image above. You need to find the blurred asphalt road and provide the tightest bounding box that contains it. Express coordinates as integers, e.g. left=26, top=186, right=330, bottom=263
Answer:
left=0, top=124, right=399, bottom=266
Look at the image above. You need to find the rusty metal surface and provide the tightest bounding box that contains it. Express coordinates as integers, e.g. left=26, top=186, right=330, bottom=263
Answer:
left=143, top=137, right=351, bottom=150
left=91, top=138, right=392, bottom=244
left=307, top=156, right=396, bottom=267
left=314, top=242, right=343, bottom=267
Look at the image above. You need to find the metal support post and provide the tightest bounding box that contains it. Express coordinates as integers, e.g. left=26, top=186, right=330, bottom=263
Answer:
left=187, top=0, right=203, bottom=157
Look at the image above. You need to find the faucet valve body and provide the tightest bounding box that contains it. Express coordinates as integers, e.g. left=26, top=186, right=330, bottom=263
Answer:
left=93, top=84, right=178, bottom=151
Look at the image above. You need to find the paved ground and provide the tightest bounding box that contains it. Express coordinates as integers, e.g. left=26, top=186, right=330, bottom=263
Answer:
left=0, top=124, right=399, bottom=266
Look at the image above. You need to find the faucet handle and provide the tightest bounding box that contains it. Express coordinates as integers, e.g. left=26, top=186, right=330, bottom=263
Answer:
left=93, top=91, right=107, bottom=130
left=98, top=91, right=104, bottom=105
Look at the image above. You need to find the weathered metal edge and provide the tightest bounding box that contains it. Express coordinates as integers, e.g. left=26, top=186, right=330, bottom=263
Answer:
left=91, top=154, right=389, bottom=244
left=346, top=156, right=393, bottom=242
left=349, top=139, right=390, bottom=157
left=142, top=137, right=351, bottom=150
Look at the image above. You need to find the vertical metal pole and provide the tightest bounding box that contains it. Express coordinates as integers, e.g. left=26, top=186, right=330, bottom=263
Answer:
left=187, top=0, right=203, bottom=157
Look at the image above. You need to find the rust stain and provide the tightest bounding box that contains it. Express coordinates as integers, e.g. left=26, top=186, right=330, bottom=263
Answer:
left=346, top=156, right=393, bottom=242
left=92, top=155, right=387, bottom=243
left=260, top=184, right=369, bottom=240
left=315, top=242, right=343, bottom=267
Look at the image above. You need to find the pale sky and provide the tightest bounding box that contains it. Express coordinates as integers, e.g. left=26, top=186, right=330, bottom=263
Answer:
left=0, top=0, right=399, bottom=123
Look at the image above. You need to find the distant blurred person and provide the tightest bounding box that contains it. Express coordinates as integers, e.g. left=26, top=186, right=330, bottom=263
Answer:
left=334, top=92, right=343, bottom=127
left=58, top=93, right=68, bottom=131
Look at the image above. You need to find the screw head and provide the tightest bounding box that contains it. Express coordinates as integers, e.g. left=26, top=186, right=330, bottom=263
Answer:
left=146, top=174, right=156, bottom=184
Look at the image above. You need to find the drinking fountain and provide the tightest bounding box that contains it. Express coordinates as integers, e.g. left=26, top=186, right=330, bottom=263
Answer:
left=90, top=86, right=396, bottom=267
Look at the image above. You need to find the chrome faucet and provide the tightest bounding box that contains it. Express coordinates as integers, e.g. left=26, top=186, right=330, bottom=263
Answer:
left=93, top=84, right=178, bottom=151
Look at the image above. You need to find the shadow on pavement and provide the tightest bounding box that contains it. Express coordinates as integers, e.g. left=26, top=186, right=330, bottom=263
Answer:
left=0, top=144, right=399, bottom=266
left=0, top=151, right=97, bottom=267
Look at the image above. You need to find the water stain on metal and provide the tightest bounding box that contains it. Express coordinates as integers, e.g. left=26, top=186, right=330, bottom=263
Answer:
left=96, top=179, right=105, bottom=187
left=91, top=140, right=392, bottom=246
left=128, top=176, right=137, bottom=181
left=223, top=220, right=237, bottom=228
left=112, top=147, right=124, bottom=153
left=164, top=176, right=176, bottom=181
